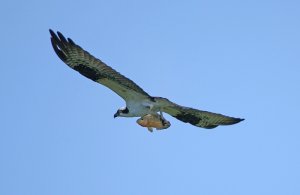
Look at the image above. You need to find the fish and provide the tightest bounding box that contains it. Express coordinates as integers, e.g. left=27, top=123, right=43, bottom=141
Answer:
left=136, top=114, right=171, bottom=132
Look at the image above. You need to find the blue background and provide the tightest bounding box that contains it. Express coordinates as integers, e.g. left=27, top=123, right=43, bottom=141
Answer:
left=1, top=0, right=299, bottom=194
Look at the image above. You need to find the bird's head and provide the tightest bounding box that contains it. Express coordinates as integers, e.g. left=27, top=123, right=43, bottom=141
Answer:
left=114, top=107, right=129, bottom=118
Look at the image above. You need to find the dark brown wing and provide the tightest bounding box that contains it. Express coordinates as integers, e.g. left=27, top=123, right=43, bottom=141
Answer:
left=155, top=97, right=244, bottom=129
left=49, top=29, right=153, bottom=102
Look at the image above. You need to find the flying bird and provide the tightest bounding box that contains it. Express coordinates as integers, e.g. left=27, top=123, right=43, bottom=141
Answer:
left=49, top=29, right=244, bottom=130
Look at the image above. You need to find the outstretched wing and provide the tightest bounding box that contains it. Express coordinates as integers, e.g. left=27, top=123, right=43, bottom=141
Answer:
left=155, top=97, right=244, bottom=129
left=49, top=29, right=153, bottom=102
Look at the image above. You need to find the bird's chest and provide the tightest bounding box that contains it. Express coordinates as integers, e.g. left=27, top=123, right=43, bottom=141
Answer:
left=126, top=100, right=158, bottom=117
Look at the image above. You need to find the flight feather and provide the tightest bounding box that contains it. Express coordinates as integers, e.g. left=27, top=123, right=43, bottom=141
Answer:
left=155, top=97, right=244, bottom=129
left=49, top=29, right=152, bottom=102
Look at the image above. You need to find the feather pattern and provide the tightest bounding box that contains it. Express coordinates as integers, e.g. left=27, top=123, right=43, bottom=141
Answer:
left=155, top=97, right=244, bottom=129
left=49, top=29, right=152, bottom=102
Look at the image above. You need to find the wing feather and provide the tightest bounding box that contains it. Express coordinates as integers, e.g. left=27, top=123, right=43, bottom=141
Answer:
left=155, top=97, right=244, bottom=129
left=49, top=29, right=153, bottom=102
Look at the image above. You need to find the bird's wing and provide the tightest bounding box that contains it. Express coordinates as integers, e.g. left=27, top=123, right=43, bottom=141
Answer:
left=155, top=97, right=244, bottom=129
left=49, top=29, right=153, bottom=102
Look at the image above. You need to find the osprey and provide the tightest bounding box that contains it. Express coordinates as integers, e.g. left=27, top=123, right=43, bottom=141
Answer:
left=49, top=29, right=244, bottom=131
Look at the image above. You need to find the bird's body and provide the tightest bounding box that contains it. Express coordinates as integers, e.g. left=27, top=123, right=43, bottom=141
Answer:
left=49, top=29, right=244, bottom=131
left=123, top=100, right=158, bottom=117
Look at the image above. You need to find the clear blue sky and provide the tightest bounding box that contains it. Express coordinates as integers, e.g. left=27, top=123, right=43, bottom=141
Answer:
left=1, top=0, right=299, bottom=194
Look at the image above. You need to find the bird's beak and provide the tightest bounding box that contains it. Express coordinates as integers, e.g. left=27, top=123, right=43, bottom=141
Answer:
left=114, top=113, right=118, bottom=118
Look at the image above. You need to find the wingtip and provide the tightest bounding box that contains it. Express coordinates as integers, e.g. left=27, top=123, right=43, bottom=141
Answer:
left=238, top=118, right=245, bottom=122
left=57, top=31, right=68, bottom=43
left=49, top=29, right=68, bottom=62
left=67, top=38, right=75, bottom=45
left=232, top=117, right=245, bottom=124
left=49, top=29, right=56, bottom=38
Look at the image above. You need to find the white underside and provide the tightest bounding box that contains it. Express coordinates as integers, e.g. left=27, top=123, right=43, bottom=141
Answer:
left=124, top=100, right=160, bottom=117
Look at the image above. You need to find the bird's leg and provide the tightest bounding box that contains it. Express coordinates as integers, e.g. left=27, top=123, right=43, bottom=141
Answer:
left=159, top=110, right=170, bottom=128
left=159, top=110, right=165, bottom=120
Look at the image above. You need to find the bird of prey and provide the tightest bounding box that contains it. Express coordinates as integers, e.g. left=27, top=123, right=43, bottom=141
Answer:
left=49, top=29, right=244, bottom=130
